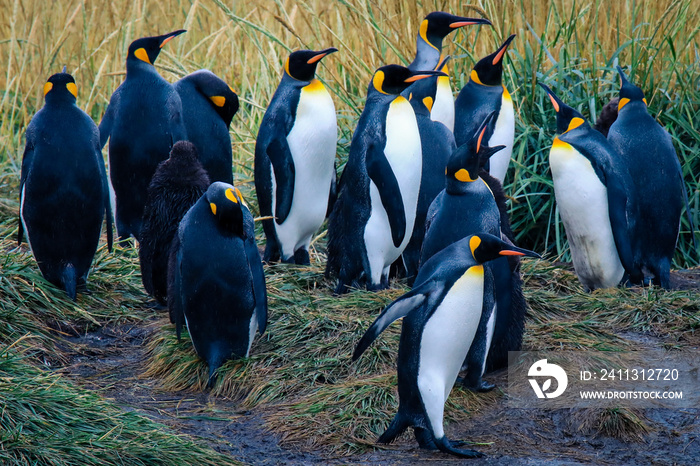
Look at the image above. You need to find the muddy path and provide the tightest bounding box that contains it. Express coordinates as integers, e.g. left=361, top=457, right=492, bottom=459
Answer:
left=56, top=307, right=699, bottom=466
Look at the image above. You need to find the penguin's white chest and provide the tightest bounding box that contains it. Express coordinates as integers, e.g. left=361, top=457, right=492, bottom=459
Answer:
left=488, top=89, right=515, bottom=183
left=417, top=266, right=484, bottom=438
left=364, top=96, right=422, bottom=285
left=430, top=76, right=454, bottom=132
left=549, top=139, right=624, bottom=290
left=274, top=80, right=337, bottom=259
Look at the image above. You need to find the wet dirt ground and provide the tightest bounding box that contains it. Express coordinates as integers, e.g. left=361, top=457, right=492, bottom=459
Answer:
left=57, top=270, right=699, bottom=465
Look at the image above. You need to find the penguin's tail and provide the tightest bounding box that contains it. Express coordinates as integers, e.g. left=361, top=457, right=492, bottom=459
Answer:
left=62, top=264, right=77, bottom=301
left=377, top=413, right=410, bottom=444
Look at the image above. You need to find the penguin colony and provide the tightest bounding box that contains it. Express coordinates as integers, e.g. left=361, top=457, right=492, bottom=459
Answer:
left=16, top=9, right=696, bottom=459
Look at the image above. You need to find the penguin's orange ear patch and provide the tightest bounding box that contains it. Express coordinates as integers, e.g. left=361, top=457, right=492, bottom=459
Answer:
left=210, top=203, right=217, bottom=215
left=419, top=19, right=438, bottom=51
left=469, top=235, right=482, bottom=255
left=618, top=97, right=630, bottom=112
left=455, top=168, right=476, bottom=182
left=470, top=70, right=484, bottom=85
left=225, top=188, right=239, bottom=204
left=210, top=96, right=226, bottom=107
left=373, top=70, right=388, bottom=94
left=234, top=187, right=244, bottom=201
left=566, top=117, right=584, bottom=132
left=284, top=57, right=291, bottom=77
left=134, top=48, right=150, bottom=64
left=43, top=82, right=53, bottom=96
left=66, top=82, right=78, bottom=98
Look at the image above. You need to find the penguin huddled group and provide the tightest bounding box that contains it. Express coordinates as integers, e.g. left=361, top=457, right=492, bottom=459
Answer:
left=17, top=9, right=695, bottom=460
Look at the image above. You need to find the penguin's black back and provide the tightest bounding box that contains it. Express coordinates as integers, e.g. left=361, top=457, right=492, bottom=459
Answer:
left=174, top=70, right=237, bottom=184
left=100, top=63, right=186, bottom=241
left=454, top=83, right=503, bottom=147
left=139, top=141, right=210, bottom=305
left=20, top=86, right=106, bottom=299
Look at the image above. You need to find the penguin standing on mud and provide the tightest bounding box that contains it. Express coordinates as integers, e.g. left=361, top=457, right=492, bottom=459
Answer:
left=353, top=233, right=540, bottom=458
left=168, top=182, right=267, bottom=386
left=325, top=65, right=445, bottom=293
left=255, top=48, right=338, bottom=265
left=607, top=67, right=694, bottom=289
left=454, top=34, right=516, bottom=184
left=540, top=83, right=635, bottom=291
left=18, top=70, right=112, bottom=300
left=405, top=11, right=492, bottom=131
left=139, top=141, right=210, bottom=306
left=99, top=30, right=187, bottom=241
left=173, top=70, right=239, bottom=184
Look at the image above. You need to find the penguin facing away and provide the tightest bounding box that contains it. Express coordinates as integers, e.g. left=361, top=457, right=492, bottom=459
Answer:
left=98, top=29, right=187, bottom=242
left=19, top=71, right=112, bottom=300
left=255, top=48, right=338, bottom=265
left=541, top=83, right=635, bottom=291
left=401, top=56, right=457, bottom=282
left=404, top=11, right=492, bottom=131
left=325, top=65, right=446, bottom=293
left=607, top=67, right=694, bottom=288
left=139, top=141, right=210, bottom=306
left=454, top=34, right=516, bottom=184
left=169, top=182, right=267, bottom=386
left=173, top=70, right=239, bottom=184
left=353, top=233, right=540, bottom=458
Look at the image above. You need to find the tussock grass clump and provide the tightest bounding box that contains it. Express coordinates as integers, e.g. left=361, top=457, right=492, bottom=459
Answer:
left=0, top=345, right=238, bottom=466
left=569, top=407, right=653, bottom=442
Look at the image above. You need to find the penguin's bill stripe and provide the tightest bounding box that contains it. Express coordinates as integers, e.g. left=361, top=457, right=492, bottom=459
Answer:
left=134, top=48, right=151, bottom=64
left=210, top=95, right=226, bottom=107
left=492, top=46, right=508, bottom=65
left=547, top=93, right=560, bottom=112
left=43, top=82, right=53, bottom=95
left=159, top=36, right=176, bottom=48
left=66, top=82, right=78, bottom=98
left=476, top=125, right=486, bottom=152
left=470, top=70, right=484, bottom=86
left=499, top=250, right=526, bottom=256
left=564, top=117, right=584, bottom=133
left=404, top=74, right=432, bottom=83
left=307, top=53, right=328, bottom=64
left=450, top=20, right=482, bottom=27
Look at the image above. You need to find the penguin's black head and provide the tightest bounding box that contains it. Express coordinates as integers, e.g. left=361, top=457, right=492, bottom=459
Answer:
left=419, top=12, right=492, bottom=50
left=539, top=83, right=588, bottom=134
left=616, top=66, right=647, bottom=112
left=205, top=182, right=246, bottom=238
left=471, top=34, right=516, bottom=86
left=188, top=70, right=239, bottom=127
left=446, top=111, right=505, bottom=186
left=285, top=48, right=338, bottom=82
left=371, top=65, right=446, bottom=95
left=43, top=71, right=78, bottom=103
left=127, top=29, right=186, bottom=66
left=468, top=233, right=541, bottom=264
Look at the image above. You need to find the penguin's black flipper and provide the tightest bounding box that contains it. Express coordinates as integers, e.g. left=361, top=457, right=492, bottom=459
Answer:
left=266, top=138, right=296, bottom=224
left=95, top=145, right=113, bottom=252
left=353, top=281, right=443, bottom=361
left=167, top=234, right=185, bottom=341
left=366, top=143, right=406, bottom=248
left=326, top=162, right=337, bottom=218
left=17, top=139, right=34, bottom=245
left=603, top=170, right=636, bottom=275
left=677, top=164, right=699, bottom=253
left=243, top=207, right=268, bottom=335
left=98, top=93, right=118, bottom=149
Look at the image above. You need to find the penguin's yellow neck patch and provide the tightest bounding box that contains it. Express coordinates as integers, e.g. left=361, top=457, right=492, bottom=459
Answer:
left=304, top=78, right=325, bottom=93
left=225, top=188, right=239, bottom=203
left=134, top=48, right=151, bottom=64
left=469, top=235, right=482, bottom=257
left=43, top=82, right=53, bottom=96
left=392, top=95, right=408, bottom=105
left=210, top=95, right=226, bottom=107
left=455, top=168, right=476, bottom=182
left=422, top=96, right=434, bottom=112
left=466, top=264, right=484, bottom=277
left=502, top=85, right=512, bottom=102
left=551, top=137, right=573, bottom=150
left=373, top=70, right=388, bottom=94
left=564, top=117, right=584, bottom=133
left=470, top=70, right=484, bottom=86
left=210, top=203, right=217, bottom=215
left=420, top=19, right=438, bottom=51
left=66, top=82, right=78, bottom=98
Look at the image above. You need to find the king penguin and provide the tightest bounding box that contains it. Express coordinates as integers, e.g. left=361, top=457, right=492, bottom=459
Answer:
left=353, top=233, right=540, bottom=458
left=404, top=11, right=491, bottom=131
left=174, top=70, right=239, bottom=184
left=168, top=182, right=267, bottom=386
left=18, top=70, right=112, bottom=300
left=98, top=29, right=187, bottom=242
left=255, top=48, right=338, bottom=265
left=540, top=83, right=636, bottom=291
left=454, top=34, right=516, bottom=184
left=325, top=65, right=445, bottom=293
left=139, top=141, right=210, bottom=306
left=606, top=67, right=694, bottom=289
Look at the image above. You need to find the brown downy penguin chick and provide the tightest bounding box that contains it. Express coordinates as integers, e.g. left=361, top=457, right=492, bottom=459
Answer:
left=139, top=140, right=210, bottom=306
left=593, top=97, right=619, bottom=137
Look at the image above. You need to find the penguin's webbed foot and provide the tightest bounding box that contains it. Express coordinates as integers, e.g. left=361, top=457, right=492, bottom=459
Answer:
left=434, top=436, right=484, bottom=458
left=414, top=427, right=437, bottom=450
left=457, top=376, right=496, bottom=393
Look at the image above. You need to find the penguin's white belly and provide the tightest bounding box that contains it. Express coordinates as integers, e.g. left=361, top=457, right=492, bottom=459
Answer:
left=417, top=266, right=484, bottom=439
left=549, top=141, right=624, bottom=290
left=19, top=185, right=35, bottom=253
left=246, top=313, right=258, bottom=357
left=364, top=96, right=422, bottom=285
left=430, top=76, right=454, bottom=132
left=274, top=82, right=337, bottom=259
left=488, top=93, right=515, bottom=184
